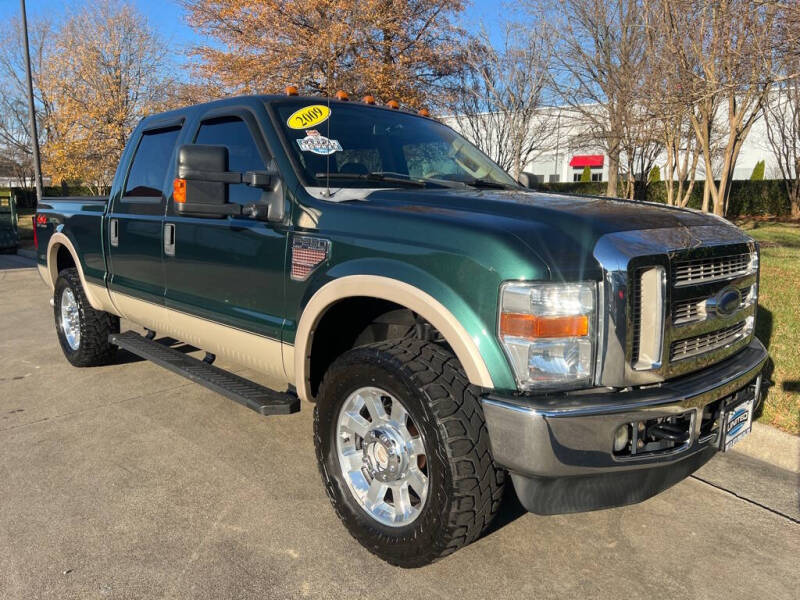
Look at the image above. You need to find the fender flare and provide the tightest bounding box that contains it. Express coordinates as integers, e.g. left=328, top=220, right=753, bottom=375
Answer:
left=293, top=274, right=495, bottom=402
left=45, top=233, right=117, bottom=314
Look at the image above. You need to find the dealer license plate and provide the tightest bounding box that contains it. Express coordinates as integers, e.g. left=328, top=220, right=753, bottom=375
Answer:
left=721, top=397, right=754, bottom=451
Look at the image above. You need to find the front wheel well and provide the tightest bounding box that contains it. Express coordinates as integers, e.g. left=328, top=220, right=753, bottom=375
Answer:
left=307, top=297, right=444, bottom=398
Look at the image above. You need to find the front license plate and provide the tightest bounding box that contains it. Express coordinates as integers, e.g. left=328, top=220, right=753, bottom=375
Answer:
left=721, top=397, right=754, bottom=451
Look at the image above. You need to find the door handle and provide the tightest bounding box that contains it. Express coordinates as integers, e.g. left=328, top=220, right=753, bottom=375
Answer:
left=164, top=223, right=175, bottom=257
left=109, top=218, right=119, bottom=247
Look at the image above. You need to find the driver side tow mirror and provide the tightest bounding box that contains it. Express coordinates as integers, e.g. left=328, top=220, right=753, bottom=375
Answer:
left=517, top=172, right=538, bottom=189
left=174, top=144, right=284, bottom=222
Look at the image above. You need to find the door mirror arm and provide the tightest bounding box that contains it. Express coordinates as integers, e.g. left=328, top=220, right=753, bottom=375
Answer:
left=244, top=160, right=285, bottom=223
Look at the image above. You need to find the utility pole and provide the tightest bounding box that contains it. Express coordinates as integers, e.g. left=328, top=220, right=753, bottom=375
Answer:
left=20, top=0, right=43, bottom=204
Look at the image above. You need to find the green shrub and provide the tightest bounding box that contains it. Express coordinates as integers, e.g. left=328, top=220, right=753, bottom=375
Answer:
left=648, top=165, right=661, bottom=183
left=534, top=179, right=792, bottom=217
left=580, top=165, right=592, bottom=182
left=750, top=160, right=765, bottom=181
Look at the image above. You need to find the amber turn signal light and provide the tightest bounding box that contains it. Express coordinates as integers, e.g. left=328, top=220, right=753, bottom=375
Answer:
left=173, top=178, right=187, bottom=204
left=500, top=313, right=589, bottom=339
left=387, top=100, right=400, bottom=109
left=335, top=90, right=349, bottom=101
left=285, top=85, right=299, bottom=96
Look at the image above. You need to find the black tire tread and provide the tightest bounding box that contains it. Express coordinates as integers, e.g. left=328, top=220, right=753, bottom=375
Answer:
left=315, top=338, right=505, bottom=567
left=54, top=268, right=119, bottom=367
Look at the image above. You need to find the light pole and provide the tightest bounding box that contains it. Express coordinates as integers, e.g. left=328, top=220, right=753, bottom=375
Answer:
left=20, top=0, right=43, bottom=204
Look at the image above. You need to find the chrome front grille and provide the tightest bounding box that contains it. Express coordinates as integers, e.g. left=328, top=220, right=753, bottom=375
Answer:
left=672, top=253, right=752, bottom=286
left=670, top=321, right=748, bottom=361
left=630, top=274, right=642, bottom=361
left=672, top=285, right=753, bottom=325
left=628, top=243, right=757, bottom=379
left=593, top=226, right=758, bottom=388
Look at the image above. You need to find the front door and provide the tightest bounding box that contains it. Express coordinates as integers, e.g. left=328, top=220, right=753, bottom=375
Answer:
left=162, top=107, right=289, bottom=369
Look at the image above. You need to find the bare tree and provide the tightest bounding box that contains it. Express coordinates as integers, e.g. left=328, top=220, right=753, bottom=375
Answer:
left=0, top=17, right=53, bottom=191
left=620, top=108, right=663, bottom=200
left=649, top=0, right=796, bottom=216
left=548, top=0, right=649, bottom=197
left=450, top=25, right=555, bottom=179
left=660, top=112, right=701, bottom=207
left=763, top=79, right=800, bottom=218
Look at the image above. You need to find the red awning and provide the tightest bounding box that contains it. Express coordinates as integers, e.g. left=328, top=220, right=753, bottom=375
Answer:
left=569, top=154, right=604, bottom=168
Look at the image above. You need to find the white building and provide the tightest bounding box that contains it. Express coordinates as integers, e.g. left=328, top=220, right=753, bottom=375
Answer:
left=449, top=97, right=789, bottom=184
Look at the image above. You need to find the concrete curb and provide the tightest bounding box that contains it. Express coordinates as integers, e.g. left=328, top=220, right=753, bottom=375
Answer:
left=16, top=247, right=36, bottom=260
left=730, top=421, right=800, bottom=473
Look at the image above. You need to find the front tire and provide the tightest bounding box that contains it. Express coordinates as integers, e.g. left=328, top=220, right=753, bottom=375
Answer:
left=54, top=268, right=119, bottom=367
left=314, top=338, right=505, bottom=567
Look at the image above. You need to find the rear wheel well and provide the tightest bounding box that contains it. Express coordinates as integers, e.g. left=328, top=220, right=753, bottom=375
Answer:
left=55, top=244, right=76, bottom=275
left=307, top=297, right=443, bottom=398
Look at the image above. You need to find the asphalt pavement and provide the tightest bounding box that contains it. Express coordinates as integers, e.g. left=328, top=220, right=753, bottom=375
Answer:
left=1, top=253, right=798, bottom=600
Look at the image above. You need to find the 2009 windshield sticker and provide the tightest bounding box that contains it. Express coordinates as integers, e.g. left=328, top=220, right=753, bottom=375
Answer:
left=297, top=130, right=342, bottom=155
left=287, top=104, right=331, bottom=129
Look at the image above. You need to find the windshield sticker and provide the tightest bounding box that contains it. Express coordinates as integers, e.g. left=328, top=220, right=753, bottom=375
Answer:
left=287, top=104, right=331, bottom=129
left=297, top=130, right=342, bottom=155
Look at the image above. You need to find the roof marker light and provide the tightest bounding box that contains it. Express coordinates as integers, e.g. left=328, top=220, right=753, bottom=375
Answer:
left=285, top=85, right=299, bottom=96
left=387, top=100, right=400, bottom=110
left=362, top=95, right=376, bottom=105
left=335, top=90, right=349, bottom=101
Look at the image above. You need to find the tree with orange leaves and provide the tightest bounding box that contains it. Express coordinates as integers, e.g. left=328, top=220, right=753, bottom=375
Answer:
left=181, top=0, right=466, bottom=109
left=41, top=0, right=176, bottom=192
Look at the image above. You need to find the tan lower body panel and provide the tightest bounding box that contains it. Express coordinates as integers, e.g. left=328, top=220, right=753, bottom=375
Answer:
left=110, top=291, right=293, bottom=385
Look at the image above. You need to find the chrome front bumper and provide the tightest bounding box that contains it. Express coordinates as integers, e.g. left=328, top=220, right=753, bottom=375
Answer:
left=481, top=339, right=767, bottom=513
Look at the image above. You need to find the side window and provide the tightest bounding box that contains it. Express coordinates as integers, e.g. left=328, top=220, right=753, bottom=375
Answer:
left=194, top=116, right=265, bottom=205
left=124, top=126, right=181, bottom=198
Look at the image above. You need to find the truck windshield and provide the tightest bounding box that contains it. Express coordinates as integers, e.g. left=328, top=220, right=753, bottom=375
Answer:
left=272, top=100, right=518, bottom=190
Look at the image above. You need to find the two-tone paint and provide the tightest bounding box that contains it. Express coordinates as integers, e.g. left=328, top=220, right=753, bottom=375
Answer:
left=35, top=94, right=752, bottom=404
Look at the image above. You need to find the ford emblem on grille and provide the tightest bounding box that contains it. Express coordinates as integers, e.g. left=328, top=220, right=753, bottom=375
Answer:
left=707, top=287, right=742, bottom=317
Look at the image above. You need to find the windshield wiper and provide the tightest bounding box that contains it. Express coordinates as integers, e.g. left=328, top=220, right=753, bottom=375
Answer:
left=462, top=178, right=516, bottom=190
left=315, top=172, right=426, bottom=188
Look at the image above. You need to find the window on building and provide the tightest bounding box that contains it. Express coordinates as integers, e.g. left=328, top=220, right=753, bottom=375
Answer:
left=591, top=172, right=603, bottom=182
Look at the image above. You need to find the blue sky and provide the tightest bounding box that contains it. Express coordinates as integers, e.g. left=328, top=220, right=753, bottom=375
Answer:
left=1, top=0, right=519, bottom=60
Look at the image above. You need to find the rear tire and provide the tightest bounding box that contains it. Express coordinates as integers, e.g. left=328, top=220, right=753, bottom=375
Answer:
left=314, top=338, right=505, bottom=567
left=54, top=268, right=119, bottom=367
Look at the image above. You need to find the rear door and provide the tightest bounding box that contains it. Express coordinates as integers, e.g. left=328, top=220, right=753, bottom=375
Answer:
left=107, top=122, right=182, bottom=304
left=162, top=106, right=288, bottom=342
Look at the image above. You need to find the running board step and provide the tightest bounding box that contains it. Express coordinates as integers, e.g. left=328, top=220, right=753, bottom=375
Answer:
left=109, top=331, right=299, bottom=416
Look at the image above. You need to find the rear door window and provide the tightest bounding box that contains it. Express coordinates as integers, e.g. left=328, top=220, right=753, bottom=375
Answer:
left=124, top=126, right=182, bottom=199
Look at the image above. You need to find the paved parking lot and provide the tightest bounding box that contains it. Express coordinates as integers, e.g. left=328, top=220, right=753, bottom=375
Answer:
left=1, top=254, right=798, bottom=600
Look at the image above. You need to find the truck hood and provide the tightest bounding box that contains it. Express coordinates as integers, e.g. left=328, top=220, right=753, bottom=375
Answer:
left=358, top=188, right=735, bottom=280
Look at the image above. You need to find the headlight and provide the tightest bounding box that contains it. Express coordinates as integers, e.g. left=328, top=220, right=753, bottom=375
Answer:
left=499, top=282, right=596, bottom=391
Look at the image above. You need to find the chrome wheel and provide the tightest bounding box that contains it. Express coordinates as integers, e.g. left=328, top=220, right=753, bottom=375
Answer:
left=60, top=287, right=81, bottom=350
left=335, top=386, right=429, bottom=527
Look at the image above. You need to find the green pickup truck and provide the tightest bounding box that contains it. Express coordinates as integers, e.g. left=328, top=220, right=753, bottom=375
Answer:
left=35, top=94, right=767, bottom=567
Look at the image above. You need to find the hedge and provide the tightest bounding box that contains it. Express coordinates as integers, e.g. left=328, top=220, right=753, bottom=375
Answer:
left=534, top=179, right=794, bottom=217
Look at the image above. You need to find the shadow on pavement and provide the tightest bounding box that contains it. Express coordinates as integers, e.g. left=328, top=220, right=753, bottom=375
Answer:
left=482, top=484, right=528, bottom=538
left=0, top=252, right=36, bottom=270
